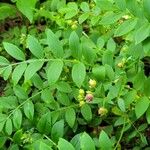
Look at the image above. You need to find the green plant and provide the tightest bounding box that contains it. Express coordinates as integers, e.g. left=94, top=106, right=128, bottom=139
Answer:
left=0, top=0, right=150, bottom=149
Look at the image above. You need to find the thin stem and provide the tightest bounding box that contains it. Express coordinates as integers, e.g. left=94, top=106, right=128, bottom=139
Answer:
left=0, top=89, right=44, bottom=124
left=114, top=118, right=126, bottom=150
left=0, top=58, right=77, bottom=67
left=51, top=104, right=79, bottom=115
left=44, top=134, right=58, bottom=147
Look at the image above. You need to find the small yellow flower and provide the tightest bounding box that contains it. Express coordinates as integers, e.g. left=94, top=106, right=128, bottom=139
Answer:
left=79, top=89, right=85, bottom=95
left=98, top=107, right=108, bottom=116
left=79, top=101, right=85, bottom=107
left=117, top=62, right=124, bottom=68
left=89, top=79, right=97, bottom=88
left=71, top=24, right=77, bottom=30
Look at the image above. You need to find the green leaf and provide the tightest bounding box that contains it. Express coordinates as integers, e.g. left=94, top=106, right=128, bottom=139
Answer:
left=8, top=144, right=19, bottom=150
left=13, top=85, right=28, bottom=99
left=51, top=120, right=64, bottom=142
left=12, top=63, right=27, bottom=85
left=23, top=100, right=34, bottom=120
left=41, top=89, right=54, bottom=104
left=80, top=2, right=90, bottom=12
left=0, top=137, right=7, bottom=148
left=115, top=0, right=126, bottom=10
left=13, top=129, right=23, bottom=144
left=24, top=60, right=43, bottom=81
left=16, top=0, right=37, bottom=23
left=70, top=134, right=81, bottom=150
left=0, top=56, right=10, bottom=66
left=105, top=64, right=114, bottom=80
left=81, top=104, right=92, bottom=122
left=82, top=43, right=96, bottom=64
left=57, top=92, right=71, bottom=106
left=135, top=22, right=150, bottom=44
left=107, top=38, right=116, bottom=52
left=58, top=138, right=75, bottom=150
left=33, top=140, right=53, bottom=150
left=99, top=130, right=112, bottom=150
left=117, top=98, right=126, bottom=112
left=3, top=42, right=25, bottom=61
left=69, top=31, right=81, bottom=59
left=92, top=66, right=106, bottom=81
left=146, top=106, right=150, bottom=124
left=65, top=108, right=76, bottom=128
left=27, top=35, right=43, bottom=58
left=144, top=77, right=150, bottom=97
left=78, top=13, right=89, bottom=24
left=135, top=97, right=150, bottom=119
left=64, top=3, right=78, bottom=19
left=0, top=96, right=17, bottom=109
left=56, top=81, right=72, bottom=93
left=0, top=114, right=7, bottom=132
left=1, top=65, right=12, bottom=80
left=13, top=109, right=22, bottom=129
left=37, top=112, right=51, bottom=134
left=5, top=118, right=12, bottom=135
left=72, top=62, right=86, bottom=87
left=102, top=50, right=113, bottom=66
left=100, top=12, right=123, bottom=25
left=46, top=29, right=64, bottom=58
left=143, top=0, right=150, bottom=20
left=0, top=5, right=16, bottom=20
left=114, top=19, right=137, bottom=37
left=80, top=132, right=95, bottom=150
left=47, top=60, right=63, bottom=85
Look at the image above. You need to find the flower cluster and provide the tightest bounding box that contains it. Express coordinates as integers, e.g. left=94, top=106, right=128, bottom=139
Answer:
left=78, top=79, right=97, bottom=106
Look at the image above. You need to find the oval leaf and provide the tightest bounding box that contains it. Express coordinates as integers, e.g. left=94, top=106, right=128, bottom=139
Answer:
left=72, top=62, right=86, bottom=87
left=65, top=108, right=76, bottom=128
left=27, top=35, right=43, bottom=58
left=135, top=97, right=150, bottom=119
left=69, top=31, right=81, bottom=59
left=47, top=60, right=63, bottom=85
left=13, top=109, right=22, bottom=129
left=23, top=100, right=34, bottom=120
left=46, top=29, right=64, bottom=58
left=3, top=42, right=25, bottom=61
left=24, top=61, right=43, bottom=81
left=80, top=132, right=95, bottom=150
left=12, top=63, right=27, bottom=85
left=135, top=22, right=150, bottom=44
left=99, top=130, right=112, bottom=149
left=81, top=104, right=92, bottom=122
left=114, top=19, right=137, bottom=37
left=5, top=118, right=12, bottom=135
left=58, top=138, right=75, bottom=150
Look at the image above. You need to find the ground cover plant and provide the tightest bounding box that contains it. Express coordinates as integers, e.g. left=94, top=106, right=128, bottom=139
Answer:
left=0, top=0, right=150, bottom=149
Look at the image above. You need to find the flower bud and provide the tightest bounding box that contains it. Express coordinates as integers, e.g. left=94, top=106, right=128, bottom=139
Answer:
left=79, top=101, right=85, bottom=107
left=117, top=62, right=124, bottom=68
left=71, top=24, right=77, bottom=30
left=79, top=89, right=85, bottom=95
left=89, top=79, right=97, bottom=88
left=67, top=20, right=73, bottom=25
left=85, top=93, right=94, bottom=102
left=98, top=107, right=108, bottom=116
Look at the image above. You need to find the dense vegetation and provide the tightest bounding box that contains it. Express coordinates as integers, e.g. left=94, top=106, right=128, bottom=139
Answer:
left=0, top=0, right=150, bottom=149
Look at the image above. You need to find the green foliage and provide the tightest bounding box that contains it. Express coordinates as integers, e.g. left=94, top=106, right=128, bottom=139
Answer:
left=0, top=0, right=150, bottom=149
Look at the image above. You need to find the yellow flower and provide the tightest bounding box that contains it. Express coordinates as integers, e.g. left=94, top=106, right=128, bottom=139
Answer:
left=79, top=89, right=85, bottom=95
left=98, top=107, right=108, bottom=116
left=79, top=101, right=85, bottom=107
left=117, top=62, right=124, bottom=68
left=89, top=79, right=97, bottom=88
